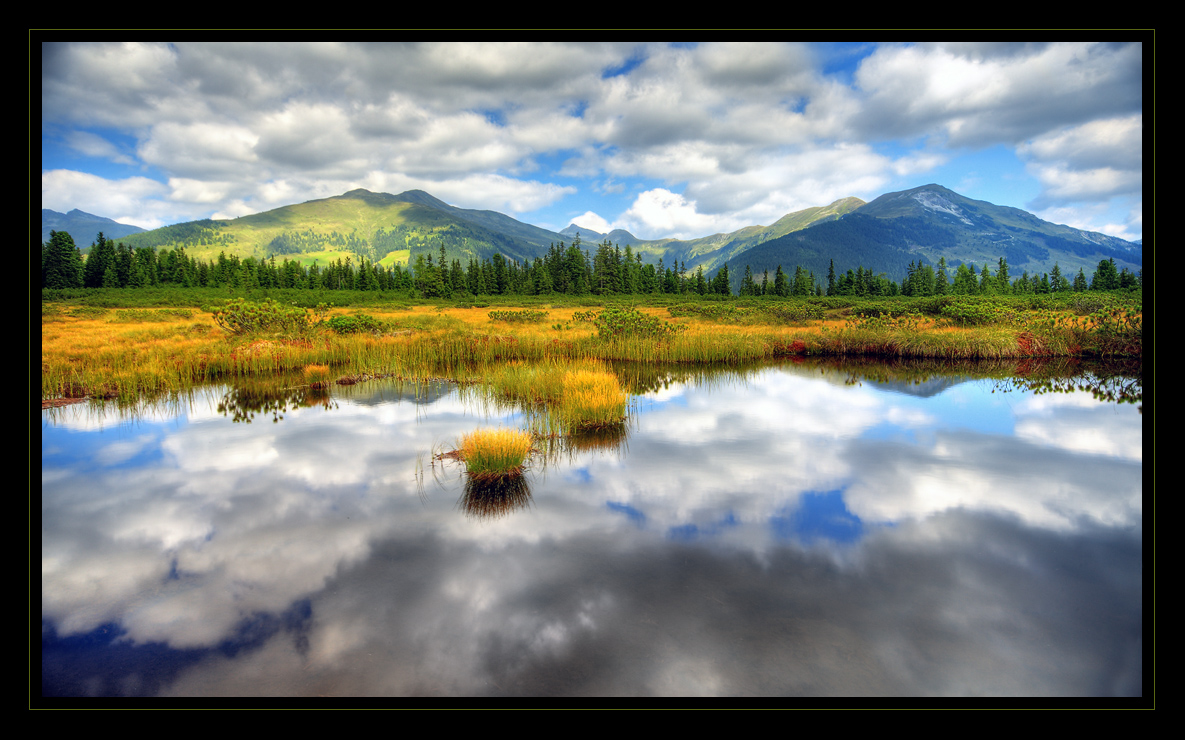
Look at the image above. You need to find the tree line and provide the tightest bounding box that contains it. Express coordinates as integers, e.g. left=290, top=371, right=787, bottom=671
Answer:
left=42, top=230, right=1142, bottom=298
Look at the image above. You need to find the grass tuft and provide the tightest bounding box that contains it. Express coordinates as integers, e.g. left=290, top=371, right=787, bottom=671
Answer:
left=456, top=427, right=533, bottom=480
left=303, top=364, right=333, bottom=390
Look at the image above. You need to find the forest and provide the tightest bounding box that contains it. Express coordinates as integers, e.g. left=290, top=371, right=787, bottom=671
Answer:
left=41, top=229, right=1142, bottom=300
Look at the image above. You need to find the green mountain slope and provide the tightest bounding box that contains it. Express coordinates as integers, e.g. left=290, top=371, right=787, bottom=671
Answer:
left=573, top=196, right=866, bottom=271
left=119, top=189, right=565, bottom=268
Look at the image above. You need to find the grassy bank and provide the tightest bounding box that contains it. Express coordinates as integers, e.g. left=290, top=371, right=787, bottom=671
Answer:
left=41, top=295, right=1142, bottom=405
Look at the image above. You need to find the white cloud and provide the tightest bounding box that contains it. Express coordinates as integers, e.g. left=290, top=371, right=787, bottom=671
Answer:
left=41, top=169, right=169, bottom=227
left=40, top=41, right=1143, bottom=238
left=619, top=188, right=719, bottom=240
left=63, top=131, right=136, bottom=165
left=570, top=211, right=613, bottom=233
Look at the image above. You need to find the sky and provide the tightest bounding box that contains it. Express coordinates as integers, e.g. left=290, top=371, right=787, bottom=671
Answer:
left=40, top=40, right=1145, bottom=243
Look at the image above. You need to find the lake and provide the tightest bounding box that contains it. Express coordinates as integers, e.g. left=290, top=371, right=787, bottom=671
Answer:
left=40, top=359, right=1143, bottom=698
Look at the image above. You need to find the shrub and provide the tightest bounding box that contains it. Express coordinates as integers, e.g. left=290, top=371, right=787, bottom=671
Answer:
left=324, top=313, right=386, bottom=335
left=488, top=309, right=550, bottom=323
left=592, top=306, right=686, bottom=340
left=208, top=298, right=329, bottom=335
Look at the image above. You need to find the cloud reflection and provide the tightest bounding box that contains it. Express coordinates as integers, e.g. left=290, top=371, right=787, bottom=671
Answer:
left=41, top=365, right=1143, bottom=697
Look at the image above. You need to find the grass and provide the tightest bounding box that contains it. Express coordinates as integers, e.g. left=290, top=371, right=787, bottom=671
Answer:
left=555, top=368, right=628, bottom=431
left=303, top=364, right=332, bottom=390
left=455, top=427, right=534, bottom=480
left=40, top=296, right=1142, bottom=406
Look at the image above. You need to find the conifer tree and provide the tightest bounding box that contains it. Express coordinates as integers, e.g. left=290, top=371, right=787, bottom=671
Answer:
left=43, top=230, right=83, bottom=289
left=935, top=257, right=948, bottom=295
left=773, top=265, right=788, bottom=297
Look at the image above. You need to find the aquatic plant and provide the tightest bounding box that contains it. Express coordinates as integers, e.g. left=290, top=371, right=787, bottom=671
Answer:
left=303, top=364, right=333, bottom=390
left=458, top=475, right=533, bottom=520
left=553, top=368, right=628, bottom=431
left=456, top=427, right=534, bottom=480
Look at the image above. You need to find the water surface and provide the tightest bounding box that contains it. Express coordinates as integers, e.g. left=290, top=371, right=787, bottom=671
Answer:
left=41, top=360, right=1143, bottom=697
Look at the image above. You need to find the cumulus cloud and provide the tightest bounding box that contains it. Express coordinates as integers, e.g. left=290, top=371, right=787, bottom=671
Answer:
left=42, top=169, right=169, bottom=227
left=570, top=211, right=613, bottom=233
left=851, top=42, right=1142, bottom=148
left=1019, top=114, right=1143, bottom=215
left=619, top=188, right=720, bottom=240
left=40, top=41, right=1142, bottom=237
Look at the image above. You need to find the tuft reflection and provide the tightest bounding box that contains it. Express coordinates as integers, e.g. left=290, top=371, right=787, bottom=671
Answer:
left=532, top=421, right=631, bottom=471
left=458, top=474, right=533, bottom=521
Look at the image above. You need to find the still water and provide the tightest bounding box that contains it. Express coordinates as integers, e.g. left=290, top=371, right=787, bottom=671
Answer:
left=41, top=360, right=1143, bottom=697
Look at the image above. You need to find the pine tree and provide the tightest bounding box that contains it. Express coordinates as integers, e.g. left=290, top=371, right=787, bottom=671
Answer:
left=712, top=263, right=731, bottom=295
left=996, top=257, right=1011, bottom=294
left=43, top=231, right=84, bottom=289
left=1049, top=263, right=1063, bottom=293
left=1090, top=258, right=1119, bottom=290
left=740, top=265, right=757, bottom=296
left=83, top=232, right=116, bottom=288
left=773, top=265, right=788, bottom=297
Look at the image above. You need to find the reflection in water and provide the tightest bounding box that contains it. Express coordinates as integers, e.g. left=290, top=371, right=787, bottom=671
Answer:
left=534, top=422, right=631, bottom=465
left=458, top=475, right=534, bottom=521
left=216, top=381, right=338, bottom=423
left=40, top=359, right=1144, bottom=698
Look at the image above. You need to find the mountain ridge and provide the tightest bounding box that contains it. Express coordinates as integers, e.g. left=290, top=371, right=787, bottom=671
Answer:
left=45, top=184, right=1140, bottom=283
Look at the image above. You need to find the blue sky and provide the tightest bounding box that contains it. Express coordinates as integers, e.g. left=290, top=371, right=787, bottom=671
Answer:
left=41, top=41, right=1143, bottom=242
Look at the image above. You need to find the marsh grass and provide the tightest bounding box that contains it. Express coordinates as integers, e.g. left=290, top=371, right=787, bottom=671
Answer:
left=41, top=299, right=1141, bottom=403
left=554, top=368, right=628, bottom=431
left=303, top=364, right=332, bottom=389
left=455, top=427, right=534, bottom=480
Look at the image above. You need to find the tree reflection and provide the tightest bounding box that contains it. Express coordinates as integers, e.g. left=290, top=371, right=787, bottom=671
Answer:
left=217, top=380, right=338, bottom=423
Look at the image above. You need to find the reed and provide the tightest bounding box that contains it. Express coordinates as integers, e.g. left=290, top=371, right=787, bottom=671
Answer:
left=41, top=300, right=1140, bottom=403
left=303, top=364, right=332, bottom=389
left=456, top=427, right=534, bottom=480
left=554, top=368, right=628, bottom=431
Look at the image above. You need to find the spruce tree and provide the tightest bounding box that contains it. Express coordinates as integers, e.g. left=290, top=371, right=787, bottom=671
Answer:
left=43, top=230, right=83, bottom=289
left=773, top=265, right=788, bottom=297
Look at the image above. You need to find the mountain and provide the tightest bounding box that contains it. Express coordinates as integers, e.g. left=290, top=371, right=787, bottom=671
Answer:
left=722, top=184, right=1141, bottom=289
left=42, top=209, right=146, bottom=247
left=72, top=184, right=1140, bottom=288
left=559, top=197, right=866, bottom=274
left=118, top=188, right=571, bottom=267
left=112, top=187, right=862, bottom=272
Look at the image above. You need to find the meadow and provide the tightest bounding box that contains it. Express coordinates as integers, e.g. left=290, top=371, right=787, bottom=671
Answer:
left=41, top=289, right=1142, bottom=415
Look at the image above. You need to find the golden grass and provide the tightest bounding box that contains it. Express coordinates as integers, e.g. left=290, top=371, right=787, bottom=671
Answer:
left=555, top=368, right=628, bottom=431
left=303, top=364, right=332, bottom=389
left=40, top=301, right=1139, bottom=403
left=456, top=427, right=534, bottom=480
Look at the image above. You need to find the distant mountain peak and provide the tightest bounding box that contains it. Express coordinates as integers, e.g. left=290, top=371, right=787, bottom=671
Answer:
left=911, top=190, right=974, bottom=225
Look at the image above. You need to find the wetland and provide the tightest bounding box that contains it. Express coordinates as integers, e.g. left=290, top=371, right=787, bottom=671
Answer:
left=41, top=356, right=1143, bottom=697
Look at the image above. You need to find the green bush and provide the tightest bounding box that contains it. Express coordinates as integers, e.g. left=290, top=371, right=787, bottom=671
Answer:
left=488, top=309, right=549, bottom=323
left=593, top=306, right=686, bottom=340
left=324, top=313, right=386, bottom=335
left=208, top=298, right=329, bottom=336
